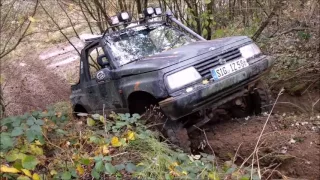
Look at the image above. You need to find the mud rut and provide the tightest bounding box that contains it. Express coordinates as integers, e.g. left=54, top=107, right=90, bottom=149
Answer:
left=3, top=39, right=320, bottom=179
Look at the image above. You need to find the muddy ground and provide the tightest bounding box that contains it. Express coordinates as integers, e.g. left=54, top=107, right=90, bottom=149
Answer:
left=190, top=114, right=320, bottom=179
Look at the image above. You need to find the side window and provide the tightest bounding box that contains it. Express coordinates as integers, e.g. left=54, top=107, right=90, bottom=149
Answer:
left=88, top=47, right=105, bottom=79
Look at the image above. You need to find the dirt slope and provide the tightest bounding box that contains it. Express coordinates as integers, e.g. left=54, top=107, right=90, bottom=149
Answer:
left=190, top=115, right=320, bottom=179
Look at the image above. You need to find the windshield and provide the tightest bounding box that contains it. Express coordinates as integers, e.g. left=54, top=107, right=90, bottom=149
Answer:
left=106, top=25, right=196, bottom=66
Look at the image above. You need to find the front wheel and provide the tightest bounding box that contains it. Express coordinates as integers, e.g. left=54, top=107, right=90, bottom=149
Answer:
left=230, top=81, right=272, bottom=118
left=163, top=120, right=191, bottom=152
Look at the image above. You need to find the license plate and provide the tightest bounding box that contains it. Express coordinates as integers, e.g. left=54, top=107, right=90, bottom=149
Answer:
left=211, top=58, right=249, bottom=80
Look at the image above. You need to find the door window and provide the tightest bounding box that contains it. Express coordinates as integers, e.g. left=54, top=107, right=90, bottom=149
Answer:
left=88, top=47, right=106, bottom=79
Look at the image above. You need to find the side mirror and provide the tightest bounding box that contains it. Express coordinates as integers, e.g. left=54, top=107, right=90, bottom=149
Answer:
left=96, top=69, right=111, bottom=83
left=97, top=54, right=110, bottom=68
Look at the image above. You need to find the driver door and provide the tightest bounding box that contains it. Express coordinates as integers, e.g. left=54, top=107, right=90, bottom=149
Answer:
left=85, top=46, right=123, bottom=113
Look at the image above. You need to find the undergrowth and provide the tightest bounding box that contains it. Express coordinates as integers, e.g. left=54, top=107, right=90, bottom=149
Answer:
left=0, top=106, right=259, bottom=180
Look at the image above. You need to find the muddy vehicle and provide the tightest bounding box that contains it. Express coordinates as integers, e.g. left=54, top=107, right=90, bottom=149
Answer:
left=70, top=8, right=274, bottom=150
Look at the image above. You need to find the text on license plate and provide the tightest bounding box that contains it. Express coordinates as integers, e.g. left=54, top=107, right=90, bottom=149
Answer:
left=211, top=58, right=249, bottom=80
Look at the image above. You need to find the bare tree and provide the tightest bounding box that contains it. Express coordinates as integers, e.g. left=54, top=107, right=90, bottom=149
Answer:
left=0, top=0, right=39, bottom=59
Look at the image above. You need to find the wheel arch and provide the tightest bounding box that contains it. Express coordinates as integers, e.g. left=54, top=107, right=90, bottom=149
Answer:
left=127, top=91, right=158, bottom=114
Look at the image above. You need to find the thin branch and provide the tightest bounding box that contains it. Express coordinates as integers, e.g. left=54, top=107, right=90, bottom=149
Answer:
left=40, top=1, right=80, bottom=56
left=57, top=0, right=80, bottom=38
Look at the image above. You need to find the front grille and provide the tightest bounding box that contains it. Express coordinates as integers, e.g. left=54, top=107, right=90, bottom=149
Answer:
left=194, top=49, right=242, bottom=78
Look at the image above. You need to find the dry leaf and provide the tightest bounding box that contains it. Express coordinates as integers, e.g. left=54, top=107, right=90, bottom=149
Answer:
left=126, top=131, right=135, bottom=141
left=111, top=137, right=122, bottom=147
left=0, top=165, right=20, bottom=173
left=28, top=16, right=36, bottom=22
left=32, top=173, right=40, bottom=180
left=21, top=169, right=32, bottom=177
left=76, top=164, right=85, bottom=175
left=102, top=145, right=109, bottom=155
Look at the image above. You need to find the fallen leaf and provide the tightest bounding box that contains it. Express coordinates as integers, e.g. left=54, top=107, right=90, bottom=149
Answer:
left=111, top=137, right=122, bottom=147
left=50, top=170, right=57, bottom=175
left=102, top=145, right=109, bottom=155
left=126, top=131, right=135, bottom=141
left=32, top=173, right=40, bottom=180
left=0, top=165, right=20, bottom=173
left=76, top=164, right=85, bottom=175
left=21, top=169, right=32, bottom=177
left=28, top=16, right=36, bottom=22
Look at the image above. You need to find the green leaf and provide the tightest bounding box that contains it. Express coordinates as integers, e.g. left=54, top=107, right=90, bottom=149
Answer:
left=35, top=119, right=44, bottom=125
left=240, top=175, right=250, bottom=180
left=94, top=161, right=104, bottom=172
left=26, top=119, right=34, bottom=126
left=91, top=114, right=100, bottom=120
left=61, top=171, right=72, bottom=180
left=125, top=163, right=136, bottom=173
left=12, top=118, right=22, bottom=127
left=0, top=117, right=13, bottom=126
left=91, top=170, right=100, bottom=179
left=30, top=125, right=41, bottom=133
left=103, top=156, right=112, bottom=161
left=22, top=155, right=39, bottom=170
left=5, top=149, right=20, bottom=162
left=87, top=118, right=95, bottom=126
left=226, top=167, right=236, bottom=174
left=177, top=153, right=189, bottom=161
left=11, top=127, right=23, bottom=137
left=115, top=164, right=125, bottom=171
left=105, top=163, right=117, bottom=174
left=80, top=158, right=90, bottom=165
left=25, top=130, right=36, bottom=142
left=0, top=133, right=14, bottom=149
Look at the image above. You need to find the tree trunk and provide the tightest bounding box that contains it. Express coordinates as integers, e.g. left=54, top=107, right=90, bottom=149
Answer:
left=252, top=0, right=284, bottom=41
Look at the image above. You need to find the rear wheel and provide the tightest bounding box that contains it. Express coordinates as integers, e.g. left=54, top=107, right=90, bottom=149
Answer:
left=128, top=92, right=191, bottom=152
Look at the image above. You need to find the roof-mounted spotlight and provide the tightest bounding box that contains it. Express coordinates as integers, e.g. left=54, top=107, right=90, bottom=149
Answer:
left=118, top=12, right=132, bottom=22
left=110, top=16, right=119, bottom=25
left=154, top=7, right=162, bottom=15
left=144, top=7, right=154, bottom=17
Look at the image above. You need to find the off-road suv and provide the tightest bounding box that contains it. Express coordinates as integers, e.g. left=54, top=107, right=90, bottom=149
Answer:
left=71, top=8, right=273, bottom=150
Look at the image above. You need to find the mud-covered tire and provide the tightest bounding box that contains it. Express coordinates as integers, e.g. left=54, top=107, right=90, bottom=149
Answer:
left=230, top=81, right=272, bottom=118
left=163, top=120, right=191, bottom=152
left=251, top=82, right=272, bottom=114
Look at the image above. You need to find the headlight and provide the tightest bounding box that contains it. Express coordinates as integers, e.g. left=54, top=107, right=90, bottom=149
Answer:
left=167, top=67, right=201, bottom=90
left=239, top=43, right=261, bottom=59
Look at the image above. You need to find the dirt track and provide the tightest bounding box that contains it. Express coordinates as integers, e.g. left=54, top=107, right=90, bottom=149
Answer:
left=2, top=39, right=82, bottom=116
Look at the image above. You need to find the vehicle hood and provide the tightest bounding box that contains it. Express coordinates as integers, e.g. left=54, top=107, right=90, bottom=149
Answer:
left=113, top=36, right=252, bottom=77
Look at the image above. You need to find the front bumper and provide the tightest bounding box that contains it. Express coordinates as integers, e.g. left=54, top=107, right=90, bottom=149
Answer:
left=159, top=55, right=274, bottom=120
